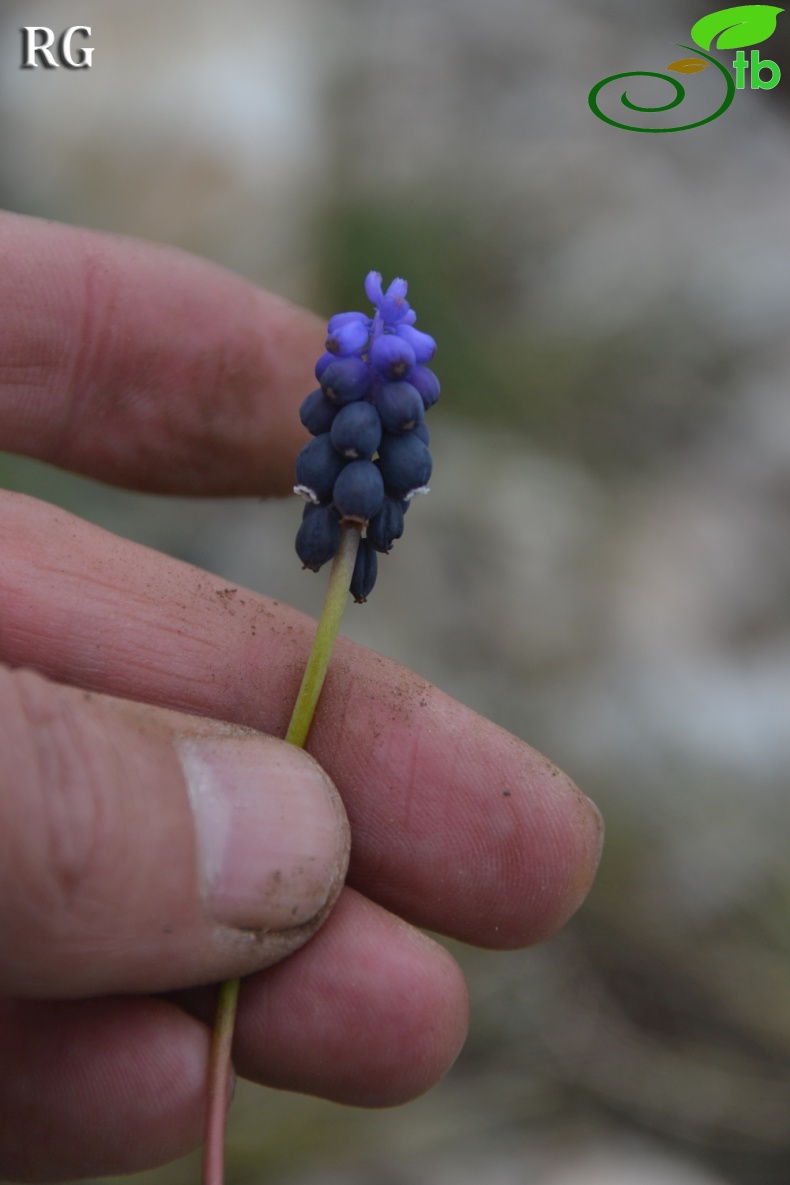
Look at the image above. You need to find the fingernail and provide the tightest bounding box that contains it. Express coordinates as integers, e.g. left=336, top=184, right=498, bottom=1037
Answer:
left=178, top=735, right=346, bottom=931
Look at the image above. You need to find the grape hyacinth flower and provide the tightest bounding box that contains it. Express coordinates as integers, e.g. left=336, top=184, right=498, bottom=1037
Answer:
left=293, top=270, right=439, bottom=601
left=204, top=274, right=439, bottom=1185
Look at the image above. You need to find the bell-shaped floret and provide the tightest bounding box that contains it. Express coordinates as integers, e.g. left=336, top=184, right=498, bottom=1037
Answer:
left=328, top=310, right=370, bottom=334
left=374, top=381, right=425, bottom=434
left=366, top=497, right=405, bottom=553
left=314, top=351, right=335, bottom=382
left=326, top=319, right=369, bottom=356
left=350, top=537, right=378, bottom=603
left=294, top=433, right=346, bottom=504
left=295, top=504, right=341, bottom=572
left=330, top=400, right=382, bottom=459
left=394, top=324, right=436, bottom=363
left=332, top=459, right=385, bottom=524
left=377, top=432, right=432, bottom=498
left=370, top=333, right=416, bottom=381
left=408, top=365, right=440, bottom=410
left=320, top=356, right=371, bottom=405
left=300, top=388, right=338, bottom=436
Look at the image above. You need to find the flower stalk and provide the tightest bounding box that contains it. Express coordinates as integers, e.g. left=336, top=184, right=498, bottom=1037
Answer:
left=201, top=525, right=361, bottom=1185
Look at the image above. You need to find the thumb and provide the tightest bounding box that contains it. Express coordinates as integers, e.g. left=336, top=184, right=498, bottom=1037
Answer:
left=0, top=667, right=350, bottom=997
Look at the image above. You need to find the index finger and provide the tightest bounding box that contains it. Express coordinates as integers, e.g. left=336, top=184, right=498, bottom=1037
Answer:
left=0, top=494, right=603, bottom=950
left=0, top=211, right=323, bottom=495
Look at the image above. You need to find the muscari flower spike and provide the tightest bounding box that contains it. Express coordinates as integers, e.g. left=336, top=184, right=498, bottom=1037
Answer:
left=294, top=271, right=439, bottom=601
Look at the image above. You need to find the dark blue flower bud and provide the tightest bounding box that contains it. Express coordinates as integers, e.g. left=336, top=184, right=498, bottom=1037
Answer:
left=294, top=433, right=346, bottom=504
left=295, top=504, right=341, bottom=572
left=320, top=356, right=371, bottom=405
left=332, top=459, right=385, bottom=524
left=370, top=333, right=416, bottom=380
left=300, top=388, right=338, bottom=436
left=330, top=400, right=382, bottom=459
left=395, top=324, right=436, bottom=363
left=326, top=319, right=369, bottom=356
left=374, top=381, right=425, bottom=434
left=409, top=365, right=440, bottom=410
left=366, top=496, right=405, bottom=553
left=350, top=537, right=378, bottom=603
left=412, top=419, right=430, bottom=446
left=378, top=432, right=432, bottom=497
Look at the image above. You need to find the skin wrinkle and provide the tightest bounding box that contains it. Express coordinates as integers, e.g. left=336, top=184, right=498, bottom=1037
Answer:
left=64, top=233, right=114, bottom=462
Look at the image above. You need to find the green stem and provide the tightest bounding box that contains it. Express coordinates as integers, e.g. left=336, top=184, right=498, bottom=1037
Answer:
left=201, top=524, right=361, bottom=1185
left=285, top=524, right=361, bottom=747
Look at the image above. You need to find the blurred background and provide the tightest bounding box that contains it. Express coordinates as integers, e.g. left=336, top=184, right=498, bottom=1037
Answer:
left=2, top=0, right=790, bottom=1182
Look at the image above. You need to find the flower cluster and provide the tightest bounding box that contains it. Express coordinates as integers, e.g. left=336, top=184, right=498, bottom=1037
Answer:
left=294, top=271, right=439, bottom=601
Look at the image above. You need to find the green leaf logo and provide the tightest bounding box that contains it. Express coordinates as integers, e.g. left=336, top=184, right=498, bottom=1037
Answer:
left=691, top=5, right=783, bottom=50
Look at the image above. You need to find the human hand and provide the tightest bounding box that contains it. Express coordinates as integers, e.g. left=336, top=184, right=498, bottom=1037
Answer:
left=0, top=212, right=603, bottom=1181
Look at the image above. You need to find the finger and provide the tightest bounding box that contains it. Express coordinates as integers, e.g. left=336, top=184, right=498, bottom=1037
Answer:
left=1, top=493, right=603, bottom=950
left=0, top=665, right=349, bottom=997
left=0, top=211, right=323, bottom=495
left=0, top=996, right=209, bottom=1181
left=234, top=889, right=469, bottom=1106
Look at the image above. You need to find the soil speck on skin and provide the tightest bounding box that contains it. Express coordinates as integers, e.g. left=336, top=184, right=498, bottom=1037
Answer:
left=503, top=789, right=511, bottom=797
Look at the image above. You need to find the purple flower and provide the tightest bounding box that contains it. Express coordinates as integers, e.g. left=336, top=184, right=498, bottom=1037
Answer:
left=294, top=271, right=439, bottom=588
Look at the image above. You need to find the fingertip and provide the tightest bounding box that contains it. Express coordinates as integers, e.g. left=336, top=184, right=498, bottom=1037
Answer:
left=234, top=889, right=470, bottom=1107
